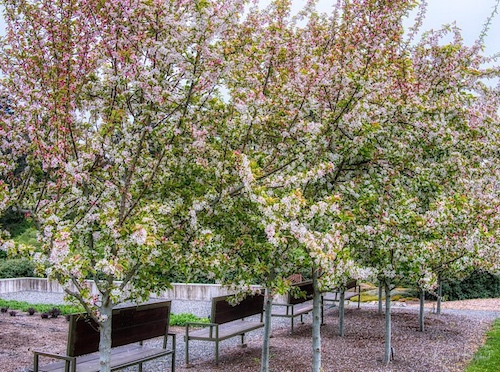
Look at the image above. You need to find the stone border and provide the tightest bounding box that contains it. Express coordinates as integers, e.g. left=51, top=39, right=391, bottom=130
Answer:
left=0, top=277, right=262, bottom=301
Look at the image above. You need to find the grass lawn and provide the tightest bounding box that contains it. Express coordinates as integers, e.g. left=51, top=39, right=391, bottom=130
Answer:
left=0, top=298, right=208, bottom=326
left=466, top=318, right=500, bottom=372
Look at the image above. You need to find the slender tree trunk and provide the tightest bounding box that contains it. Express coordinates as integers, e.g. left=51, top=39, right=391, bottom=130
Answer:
left=418, top=288, right=425, bottom=332
left=99, top=301, right=113, bottom=372
left=261, top=288, right=273, bottom=372
left=338, top=290, right=345, bottom=337
left=383, top=281, right=392, bottom=364
left=436, top=279, right=442, bottom=315
left=378, top=283, right=383, bottom=315
left=312, top=269, right=322, bottom=372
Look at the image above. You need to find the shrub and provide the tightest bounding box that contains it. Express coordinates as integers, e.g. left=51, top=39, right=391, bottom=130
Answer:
left=48, top=307, right=61, bottom=318
left=169, top=313, right=209, bottom=327
left=0, top=258, right=36, bottom=278
left=40, top=313, right=49, bottom=319
left=9, top=310, right=16, bottom=316
left=443, top=270, right=500, bottom=301
left=27, top=307, right=36, bottom=316
left=0, top=299, right=82, bottom=315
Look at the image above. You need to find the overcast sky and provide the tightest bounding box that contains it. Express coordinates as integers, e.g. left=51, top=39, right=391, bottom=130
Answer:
left=261, top=0, right=500, bottom=56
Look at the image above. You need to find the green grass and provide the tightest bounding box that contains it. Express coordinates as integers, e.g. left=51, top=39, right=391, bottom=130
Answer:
left=0, top=299, right=209, bottom=326
left=358, top=293, right=380, bottom=302
left=0, top=299, right=83, bottom=315
left=466, top=319, right=500, bottom=372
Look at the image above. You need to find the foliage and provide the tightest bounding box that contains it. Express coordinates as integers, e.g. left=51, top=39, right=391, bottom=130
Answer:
left=0, top=258, right=36, bottom=278
left=466, top=319, right=500, bottom=372
left=0, top=298, right=206, bottom=326
left=0, top=0, right=499, bottom=371
left=0, top=208, right=32, bottom=236
left=11, top=227, right=39, bottom=249
left=442, top=270, right=500, bottom=301
left=169, top=313, right=209, bottom=327
left=0, top=299, right=81, bottom=315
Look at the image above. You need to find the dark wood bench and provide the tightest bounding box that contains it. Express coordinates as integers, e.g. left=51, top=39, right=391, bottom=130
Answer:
left=322, top=279, right=361, bottom=309
left=185, top=293, right=264, bottom=366
left=33, top=300, right=176, bottom=372
left=271, top=280, right=315, bottom=334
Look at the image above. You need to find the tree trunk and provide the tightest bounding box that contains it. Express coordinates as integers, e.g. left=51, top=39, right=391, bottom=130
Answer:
left=312, top=269, right=322, bottom=372
left=383, top=281, right=392, bottom=364
left=436, top=279, right=442, bottom=315
left=378, top=283, right=383, bottom=315
left=99, top=301, right=113, bottom=372
left=338, top=290, right=345, bottom=337
left=260, top=288, right=273, bottom=372
left=418, top=288, right=425, bottom=332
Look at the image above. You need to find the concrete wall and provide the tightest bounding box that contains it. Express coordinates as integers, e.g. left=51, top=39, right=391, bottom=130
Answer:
left=0, top=278, right=262, bottom=301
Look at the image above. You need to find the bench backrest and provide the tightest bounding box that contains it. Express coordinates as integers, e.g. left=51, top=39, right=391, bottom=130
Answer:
left=288, top=280, right=314, bottom=305
left=344, top=279, right=357, bottom=290
left=211, top=293, right=264, bottom=325
left=67, top=300, right=171, bottom=357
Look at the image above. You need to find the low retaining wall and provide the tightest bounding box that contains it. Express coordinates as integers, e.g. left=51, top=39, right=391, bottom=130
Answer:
left=0, top=278, right=262, bottom=301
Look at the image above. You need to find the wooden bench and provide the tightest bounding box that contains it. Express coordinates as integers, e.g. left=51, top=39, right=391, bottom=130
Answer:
left=33, top=300, right=176, bottom=372
left=271, top=280, right=315, bottom=334
left=322, top=279, right=361, bottom=309
left=184, top=293, right=264, bottom=366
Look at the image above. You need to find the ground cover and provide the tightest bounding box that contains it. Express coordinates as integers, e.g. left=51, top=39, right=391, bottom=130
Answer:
left=0, top=299, right=497, bottom=372
left=466, top=318, right=500, bottom=372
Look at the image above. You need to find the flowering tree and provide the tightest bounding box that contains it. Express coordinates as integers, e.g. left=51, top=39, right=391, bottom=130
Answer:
left=348, top=18, right=500, bottom=362
left=220, top=0, right=436, bottom=370
left=0, top=0, right=247, bottom=370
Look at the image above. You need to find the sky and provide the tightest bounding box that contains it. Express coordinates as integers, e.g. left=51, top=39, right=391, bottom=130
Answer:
left=260, top=0, right=500, bottom=56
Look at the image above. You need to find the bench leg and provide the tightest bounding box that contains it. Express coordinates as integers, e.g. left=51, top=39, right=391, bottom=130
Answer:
left=172, top=334, right=176, bottom=371
left=291, top=316, right=294, bottom=335
left=215, top=339, right=219, bottom=365
left=300, top=314, right=304, bottom=324
left=185, top=337, right=190, bottom=366
left=139, top=362, right=143, bottom=372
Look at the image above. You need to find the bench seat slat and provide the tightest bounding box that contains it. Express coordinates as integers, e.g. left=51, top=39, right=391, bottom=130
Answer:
left=322, top=291, right=359, bottom=302
left=187, top=320, right=264, bottom=341
left=36, top=344, right=174, bottom=372
left=271, top=302, right=313, bottom=317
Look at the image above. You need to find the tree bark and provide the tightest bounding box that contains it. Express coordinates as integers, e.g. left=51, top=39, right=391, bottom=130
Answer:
left=383, top=281, right=392, bottom=364
left=378, top=283, right=383, bottom=315
left=418, top=288, right=425, bottom=332
left=436, top=279, right=442, bottom=315
left=99, top=301, right=113, bottom=372
left=338, top=290, right=345, bottom=337
left=312, top=269, right=322, bottom=372
left=260, top=288, right=274, bottom=372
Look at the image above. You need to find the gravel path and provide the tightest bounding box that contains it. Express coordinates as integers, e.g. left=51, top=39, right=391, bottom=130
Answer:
left=0, top=292, right=500, bottom=372
left=0, top=291, right=296, bottom=370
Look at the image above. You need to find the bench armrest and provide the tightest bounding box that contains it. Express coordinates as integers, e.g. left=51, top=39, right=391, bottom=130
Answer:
left=186, top=322, right=218, bottom=339
left=273, top=303, right=293, bottom=315
left=33, top=350, right=76, bottom=372
left=164, top=332, right=176, bottom=350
